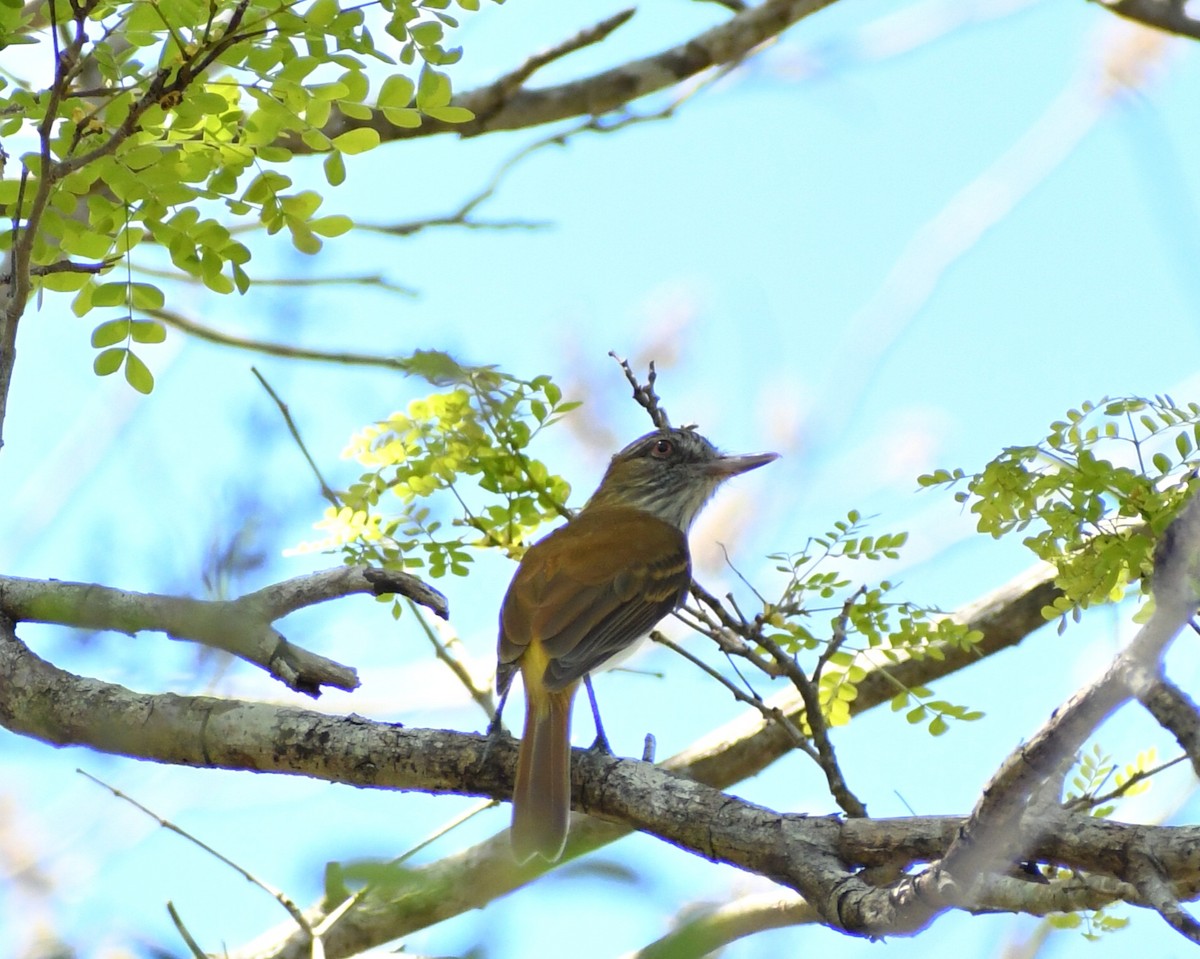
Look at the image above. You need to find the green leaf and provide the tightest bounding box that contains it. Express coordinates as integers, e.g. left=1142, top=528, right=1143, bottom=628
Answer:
left=124, top=351, right=154, bottom=394
left=92, top=282, right=129, bottom=307
left=323, top=150, right=346, bottom=186
left=331, top=128, right=380, bottom=155
left=93, top=347, right=126, bottom=376
left=129, top=283, right=164, bottom=310
left=288, top=220, right=323, bottom=254
left=40, top=269, right=95, bottom=292
left=377, top=74, right=415, bottom=109
left=423, top=105, right=473, bottom=124
left=130, top=320, right=166, bottom=344
left=416, top=67, right=451, bottom=111
left=382, top=107, right=422, bottom=129
left=92, top=318, right=131, bottom=347
left=310, top=215, right=353, bottom=237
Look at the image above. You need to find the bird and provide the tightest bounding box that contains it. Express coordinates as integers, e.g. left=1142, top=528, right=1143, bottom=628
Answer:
left=495, top=426, right=779, bottom=863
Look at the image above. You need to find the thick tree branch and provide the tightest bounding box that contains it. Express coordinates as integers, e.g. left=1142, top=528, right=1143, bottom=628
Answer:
left=1138, top=675, right=1200, bottom=775
left=880, top=494, right=1200, bottom=934
left=0, top=567, right=447, bottom=696
left=285, top=0, right=840, bottom=151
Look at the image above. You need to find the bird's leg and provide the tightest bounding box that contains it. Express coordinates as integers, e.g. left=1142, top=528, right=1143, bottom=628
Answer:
left=487, top=663, right=518, bottom=738
left=479, top=665, right=516, bottom=769
left=583, top=674, right=612, bottom=754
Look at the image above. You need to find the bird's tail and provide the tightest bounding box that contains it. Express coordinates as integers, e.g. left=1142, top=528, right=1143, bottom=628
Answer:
left=511, top=680, right=575, bottom=863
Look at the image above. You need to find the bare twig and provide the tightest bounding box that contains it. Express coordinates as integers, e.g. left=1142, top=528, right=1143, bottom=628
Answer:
left=151, top=306, right=421, bottom=369
left=30, top=257, right=119, bottom=276
left=610, top=352, right=671, bottom=429
left=80, top=769, right=313, bottom=935
left=409, top=600, right=495, bottom=721
left=755, top=629, right=868, bottom=818
left=252, top=366, right=339, bottom=506
left=815, top=585, right=867, bottom=680
left=316, top=797, right=498, bottom=939
left=652, top=630, right=819, bottom=760
left=166, top=902, right=207, bottom=959
left=485, top=8, right=636, bottom=105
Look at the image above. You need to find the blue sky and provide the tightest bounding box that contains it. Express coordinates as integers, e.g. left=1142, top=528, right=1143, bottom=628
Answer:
left=3, top=0, right=1200, bottom=957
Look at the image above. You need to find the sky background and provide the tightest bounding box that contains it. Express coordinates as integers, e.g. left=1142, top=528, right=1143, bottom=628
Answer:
left=4, top=0, right=1200, bottom=957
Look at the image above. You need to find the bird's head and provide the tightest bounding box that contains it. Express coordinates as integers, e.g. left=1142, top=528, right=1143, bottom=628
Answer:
left=585, top=427, right=778, bottom=531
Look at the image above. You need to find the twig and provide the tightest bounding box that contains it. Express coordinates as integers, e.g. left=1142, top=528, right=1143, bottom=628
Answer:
left=609, top=352, right=670, bottom=429
left=652, top=631, right=819, bottom=761
left=167, top=902, right=208, bottom=959
left=151, top=306, right=420, bottom=369
left=755, top=630, right=868, bottom=818
left=408, top=600, right=495, bottom=720
left=133, top=261, right=418, bottom=296
left=80, top=770, right=314, bottom=936
left=1064, top=754, right=1189, bottom=812
left=251, top=366, right=339, bottom=506
left=468, top=8, right=638, bottom=126
left=815, top=585, right=867, bottom=681
left=29, top=257, right=119, bottom=276
left=316, top=797, right=498, bottom=938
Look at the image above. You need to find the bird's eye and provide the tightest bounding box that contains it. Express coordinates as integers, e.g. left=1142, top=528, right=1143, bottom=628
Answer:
left=651, top=438, right=673, bottom=458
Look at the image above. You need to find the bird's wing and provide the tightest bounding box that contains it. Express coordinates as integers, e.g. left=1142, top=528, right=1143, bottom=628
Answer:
left=498, top=508, right=691, bottom=691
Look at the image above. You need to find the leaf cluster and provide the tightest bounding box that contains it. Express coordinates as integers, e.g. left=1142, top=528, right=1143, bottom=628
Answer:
left=294, top=365, right=578, bottom=586
left=2, top=0, right=493, bottom=388
left=920, top=397, right=1200, bottom=623
left=765, top=510, right=984, bottom=736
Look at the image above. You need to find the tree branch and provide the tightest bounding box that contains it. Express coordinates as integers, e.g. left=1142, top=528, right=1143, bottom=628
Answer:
left=0, top=567, right=447, bottom=696
left=284, top=0, right=841, bottom=150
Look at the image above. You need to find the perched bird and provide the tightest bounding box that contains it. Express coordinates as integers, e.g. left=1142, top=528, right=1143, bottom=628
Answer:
left=496, top=427, right=778, bottom=863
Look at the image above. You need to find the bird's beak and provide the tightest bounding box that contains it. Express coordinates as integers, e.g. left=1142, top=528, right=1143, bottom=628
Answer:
left=706, top=451, right=780, bottom=479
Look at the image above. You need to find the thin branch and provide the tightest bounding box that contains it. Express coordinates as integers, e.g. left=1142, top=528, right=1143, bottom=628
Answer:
left=80, top=770, right=314, bottom=937
left=651, top=629, right=820, bottom=761
left=315, top=797, right=498, bottom=939
left=408, top=600, right=495, bottom=721
left=623, top=892, right=817, bottom=959
left=815, top=585, right=867, bottom=680
left=1065, top=754, right=1189, bottom=812
left=167, top=902, right=207, bottom=959
left=150, top=306, right=420, bottom=369
left=610, top=352, right=671, bottom=429
left=133, top=261, right=418, bottom=296
left=29, top=256, right=119, bottom=276
left=755, top=629, right=868, bottom=817
left=252, top=366, right=339, bottom=506
left=486, top=8, right=636, bottom=103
